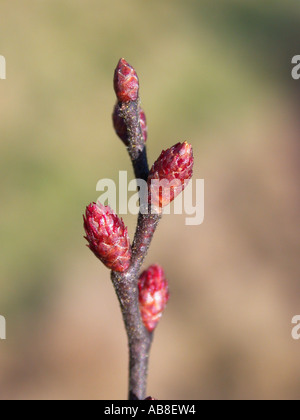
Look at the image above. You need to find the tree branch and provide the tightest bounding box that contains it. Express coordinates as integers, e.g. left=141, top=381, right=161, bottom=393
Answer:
left=111, top=97, right=161, bottom=400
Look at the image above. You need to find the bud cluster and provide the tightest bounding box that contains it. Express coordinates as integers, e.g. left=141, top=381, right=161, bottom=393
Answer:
left=83, top=58, right=195, bottom=399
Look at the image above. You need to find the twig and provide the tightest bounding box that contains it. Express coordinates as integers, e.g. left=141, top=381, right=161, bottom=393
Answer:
left=111, top=92, right=161, bottom=400
left=84, top=58, right=193, bottom=400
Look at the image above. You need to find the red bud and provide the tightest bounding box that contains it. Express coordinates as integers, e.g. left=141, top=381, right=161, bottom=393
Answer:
left=148, top=142, right=194, bottom=210
left=138, top=265, right=169, bottom=332
left=84, top=203, right=132, bottom=272
left=114, top=58, right=139, bottom=103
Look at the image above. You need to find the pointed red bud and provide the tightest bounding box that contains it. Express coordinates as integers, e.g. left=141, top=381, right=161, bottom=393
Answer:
left=113, top=104, right=147, bottom=146
left=84, top=203, right=132, bottom=272
left=114, top=58, right=139, bottom=103
left=148, top=142, right=194, bottom=210
left=138, top=265, right=169, bottom=332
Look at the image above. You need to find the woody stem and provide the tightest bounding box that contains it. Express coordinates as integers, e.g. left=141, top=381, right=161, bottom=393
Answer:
left=111, top=100, right=161, bottom=400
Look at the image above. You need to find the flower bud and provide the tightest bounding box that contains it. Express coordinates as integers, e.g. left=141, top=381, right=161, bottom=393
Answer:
left=113, top=104, right=147, bottom=146
left=84, top=203, right=132, bottom=272
left=138, top=265, right=169, bottom=332
left=148, top=142, right=194, bottom=210
left=114, top=58, right=139, bottom=103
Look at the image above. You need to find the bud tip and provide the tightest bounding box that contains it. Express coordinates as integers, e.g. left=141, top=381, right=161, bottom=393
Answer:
left=114, top=58, right=139, bottom=103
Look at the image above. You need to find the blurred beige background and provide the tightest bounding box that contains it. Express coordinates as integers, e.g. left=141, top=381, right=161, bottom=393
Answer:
left=0, top=0, right=300, bottom=400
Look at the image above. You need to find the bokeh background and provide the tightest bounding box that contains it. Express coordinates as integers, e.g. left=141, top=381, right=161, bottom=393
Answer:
left=0, top=0, right=300, bottom=400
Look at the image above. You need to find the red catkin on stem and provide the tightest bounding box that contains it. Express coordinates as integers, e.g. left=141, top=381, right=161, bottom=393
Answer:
left=138, top=265, right=169, bottom=332
left=84, top=202, right=132, bottom=272
left=148, top=141, right=194, bottom=211
left=114, top=58, right=139, bottom=103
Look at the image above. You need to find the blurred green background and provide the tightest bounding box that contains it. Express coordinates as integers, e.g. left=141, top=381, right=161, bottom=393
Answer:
left=0, top=0, right=300, bottom=400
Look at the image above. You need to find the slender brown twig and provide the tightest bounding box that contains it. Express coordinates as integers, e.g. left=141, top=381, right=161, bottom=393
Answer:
left=84, top=58, right=193, bottom=400
left=111, top=91, right=161, bottom=400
